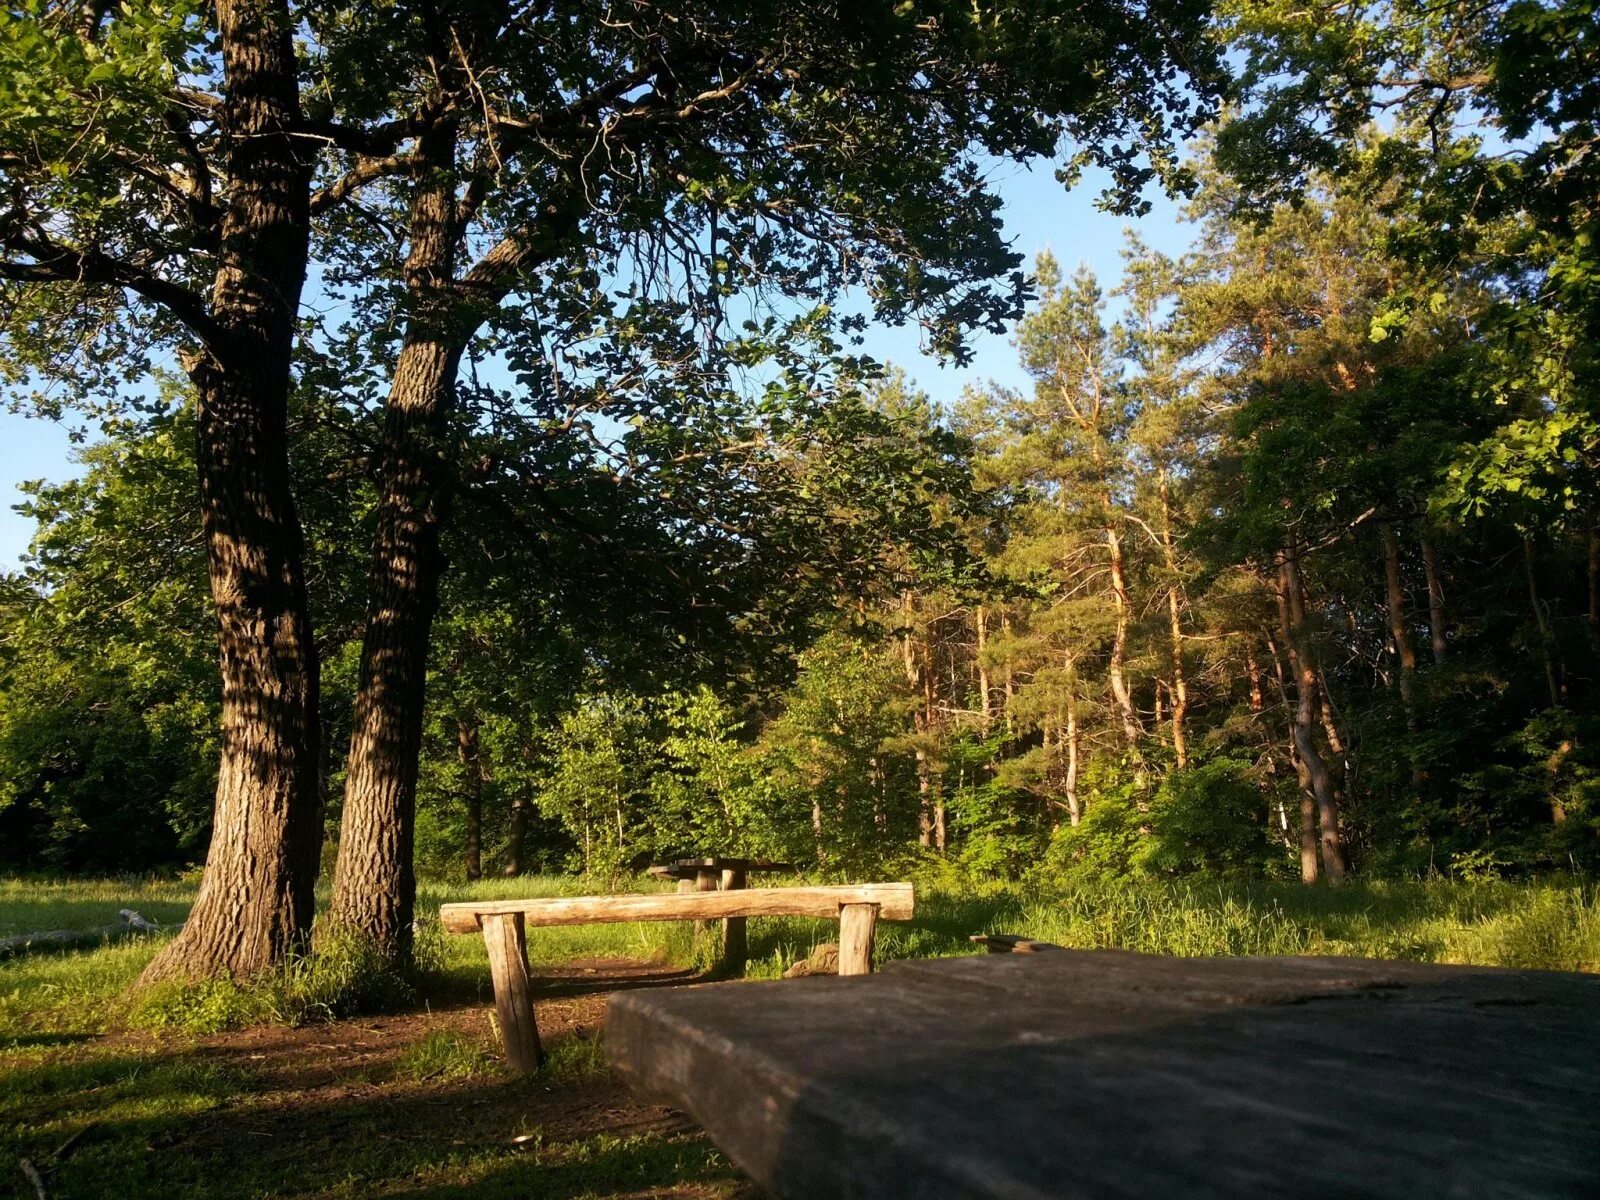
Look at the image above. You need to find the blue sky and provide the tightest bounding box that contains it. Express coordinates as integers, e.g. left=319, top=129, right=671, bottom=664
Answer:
left=0, top=164, right=1194, bottom=569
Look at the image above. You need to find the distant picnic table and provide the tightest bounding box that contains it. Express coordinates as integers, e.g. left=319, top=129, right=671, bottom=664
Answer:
left=646, top=857, right=796, bottom=973
left=607, top=948, right=1600, bottom=1199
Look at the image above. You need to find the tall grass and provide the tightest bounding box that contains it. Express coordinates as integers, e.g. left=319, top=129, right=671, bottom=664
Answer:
left=2, top=872, right=1594, bottom=1040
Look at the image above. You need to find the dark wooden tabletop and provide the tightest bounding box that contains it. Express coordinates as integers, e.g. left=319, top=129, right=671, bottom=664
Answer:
left=606, top=949, right=1600, bottom=1199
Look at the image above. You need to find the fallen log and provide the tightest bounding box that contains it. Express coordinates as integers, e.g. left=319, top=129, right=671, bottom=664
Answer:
left=0, top=910, right=174, bottom=960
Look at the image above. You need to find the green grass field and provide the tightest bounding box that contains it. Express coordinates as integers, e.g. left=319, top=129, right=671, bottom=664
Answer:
left=4, top=872, right=1598, bottom=1039
left=2, top=872, right=1596, bottom=1198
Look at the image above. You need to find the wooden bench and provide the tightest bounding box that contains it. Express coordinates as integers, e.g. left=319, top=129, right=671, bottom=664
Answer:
left=440, top=883, right=914, bottom=1073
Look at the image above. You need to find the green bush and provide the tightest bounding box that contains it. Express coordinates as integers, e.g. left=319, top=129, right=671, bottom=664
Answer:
left=1142, top=759, right=1271, bottom=876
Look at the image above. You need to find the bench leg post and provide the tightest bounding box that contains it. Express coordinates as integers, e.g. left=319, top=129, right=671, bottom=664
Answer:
left=693, top=868, right=718, bottom=956
left=838, top=903, right=879, bottom=976
left=721, top=867, right=748, bottom=975
left=482, top=912, right=542, bottom=1074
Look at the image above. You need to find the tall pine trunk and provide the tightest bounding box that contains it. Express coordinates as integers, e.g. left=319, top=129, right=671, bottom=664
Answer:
left=901, top=592, right=935, bottom=848
left=458, top=717, right=484, bottom=882
left=975, top=605, right=992, bottom=733
left=1158, top=472, right=1188, bottom=768
left=328, top=127, right=462, bottom=961
left=139, top=0, right=318, bottom=985
left=1105, top=517, right=1143, bottom=759
left=1523, top=535, right=1562, bottom=709
left=1064, top=685, right=1081, bottom=827
left=1381, top=523, right=1423, bottom=788
left=1588, top=524, right=1599, bottom=647
left=1420, top=526, right=1448, bottom=664
left=1278, top=549, right=1344, bottom=885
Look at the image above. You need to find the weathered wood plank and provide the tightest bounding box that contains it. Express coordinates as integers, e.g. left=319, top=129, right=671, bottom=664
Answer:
left=481, top=913, right=541, bottom=1074
left=440, top=883, right=914, bottom=934
left=837, top=903, right=877, bottom=975
left=606, top=950, right=1600, bottom=1199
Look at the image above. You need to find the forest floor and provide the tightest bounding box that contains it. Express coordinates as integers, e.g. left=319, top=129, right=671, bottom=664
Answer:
left=2, top=872, right=1598, bottom=1198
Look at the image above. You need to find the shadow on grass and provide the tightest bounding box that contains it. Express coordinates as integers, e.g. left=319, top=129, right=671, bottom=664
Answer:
left=0, top=1031, right=95, bottom=1051
left=1, top=1036, right=742, bottom=1200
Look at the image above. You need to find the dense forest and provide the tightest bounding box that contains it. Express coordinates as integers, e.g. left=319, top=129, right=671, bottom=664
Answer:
left=1, top=0, right=1596, bottom=978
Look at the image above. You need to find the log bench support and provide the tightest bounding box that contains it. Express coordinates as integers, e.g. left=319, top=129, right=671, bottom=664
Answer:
left=442, top=883, right=913, bottom=1074
left=838, top=903, right=878, bottom=976
left=482, top=913, right=543, bottom=1073
left=720, top=867, right=748, bottom=973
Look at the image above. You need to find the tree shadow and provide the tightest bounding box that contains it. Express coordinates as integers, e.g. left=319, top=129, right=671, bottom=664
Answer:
left=0, top=1031, right=95, bottom=1051
left=2, top=1019, right=748, bottom=1200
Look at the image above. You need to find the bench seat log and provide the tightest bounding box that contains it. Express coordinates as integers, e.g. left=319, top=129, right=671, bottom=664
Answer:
left=440, top=883, right=914, bottom=935
left=448, top=882, right=913, bottom=1074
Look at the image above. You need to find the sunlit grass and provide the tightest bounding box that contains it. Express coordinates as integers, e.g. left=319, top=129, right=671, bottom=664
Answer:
left=2, top=871, right=1595, bottom=1043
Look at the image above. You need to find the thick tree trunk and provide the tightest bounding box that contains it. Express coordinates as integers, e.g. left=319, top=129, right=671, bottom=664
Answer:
left=1420, top=526, right=1448, bottom=664
left=329, top=126, right=463, bottom=962
left=138, top=0, right=318, bottom=987
left=458, top=717, right=484, bottom=882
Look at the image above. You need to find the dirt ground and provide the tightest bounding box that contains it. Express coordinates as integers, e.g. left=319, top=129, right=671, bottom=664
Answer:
left=4, top=959, right=760, bottom=1199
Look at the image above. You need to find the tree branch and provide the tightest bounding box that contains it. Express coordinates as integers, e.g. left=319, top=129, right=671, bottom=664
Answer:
left=0, top=238, right=221, bottom=347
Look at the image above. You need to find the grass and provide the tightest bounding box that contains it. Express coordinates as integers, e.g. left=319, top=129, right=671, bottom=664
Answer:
left=1, top=869, right=1596, bottom=1198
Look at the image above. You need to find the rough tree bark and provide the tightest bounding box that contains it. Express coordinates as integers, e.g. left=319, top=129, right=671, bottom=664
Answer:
left=328, top=124, right=462, bottom=960
left=138, top=0, right=319, bottom=985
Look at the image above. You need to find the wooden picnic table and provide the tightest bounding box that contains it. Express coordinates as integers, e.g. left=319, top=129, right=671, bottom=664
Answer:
left=607, top=948, right=1600, bottom=1199
left=647, top=857, right=796, bottom=972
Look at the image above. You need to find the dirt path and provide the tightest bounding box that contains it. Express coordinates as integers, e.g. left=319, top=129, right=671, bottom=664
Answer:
left=5, top=958, right=756, bottom=1200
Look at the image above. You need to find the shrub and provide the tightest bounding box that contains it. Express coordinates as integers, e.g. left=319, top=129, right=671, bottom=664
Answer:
left=1141, top=759, right=1270, bottom=876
